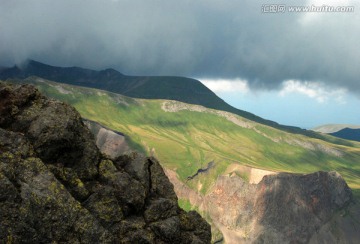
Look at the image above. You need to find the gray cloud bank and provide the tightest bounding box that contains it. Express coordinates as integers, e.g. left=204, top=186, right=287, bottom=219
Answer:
left=1, top=0, right=360, bottom=92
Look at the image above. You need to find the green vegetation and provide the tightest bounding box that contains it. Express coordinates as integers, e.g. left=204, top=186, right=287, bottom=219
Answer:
left=2, top=60, right=352, bottom=144
left=11, top=78, right=360, bottom=197
left=178, top=198, right=194, bottom=212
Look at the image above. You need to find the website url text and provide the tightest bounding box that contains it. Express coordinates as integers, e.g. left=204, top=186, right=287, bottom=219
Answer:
left=262, top=4, right=355, bottom=13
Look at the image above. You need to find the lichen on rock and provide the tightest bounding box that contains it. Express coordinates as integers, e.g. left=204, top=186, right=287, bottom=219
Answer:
left=0, top=82, right=211, bottom=243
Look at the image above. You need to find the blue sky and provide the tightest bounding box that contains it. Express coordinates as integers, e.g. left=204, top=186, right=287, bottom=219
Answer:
left=200, top=79, right=360, bottom=129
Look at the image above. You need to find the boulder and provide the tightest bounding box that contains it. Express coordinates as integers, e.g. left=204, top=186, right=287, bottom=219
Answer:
left=0, top=82, right=211, bottom=243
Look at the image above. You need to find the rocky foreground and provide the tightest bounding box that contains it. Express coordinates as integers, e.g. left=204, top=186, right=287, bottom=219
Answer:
left=0, top=82, right=211, bottom=243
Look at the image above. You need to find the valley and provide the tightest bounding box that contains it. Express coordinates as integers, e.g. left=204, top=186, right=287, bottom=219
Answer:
left=6, top=77, right=360, bottom=242
left=10, top=77, right=360, bottom=189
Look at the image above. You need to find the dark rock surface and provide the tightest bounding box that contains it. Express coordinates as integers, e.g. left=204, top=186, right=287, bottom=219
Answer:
left=0, top=82, right=211, bottom=243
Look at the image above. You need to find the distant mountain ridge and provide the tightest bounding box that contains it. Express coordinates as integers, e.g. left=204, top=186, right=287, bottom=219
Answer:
left=0, top=60, right=229, bottom=109
left=0, top=59, right=346, bottom=143
left=312, top=124, right=360, bottom=134
left=330, top=128, right=360, bottom=142
left=312, top=124, right=360, bottom=142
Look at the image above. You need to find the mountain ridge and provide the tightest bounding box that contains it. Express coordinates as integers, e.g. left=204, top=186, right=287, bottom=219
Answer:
left=0, top=59, right=339, bottom=144
left=313, top=124, right=360, bottom=142
left=331, top=128, right=360, bottom=142
left=313, top=124, right=360, bottom=134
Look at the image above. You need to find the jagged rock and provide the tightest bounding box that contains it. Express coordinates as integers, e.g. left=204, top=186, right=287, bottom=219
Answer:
left=0, top=82, right=99, bottom=180
left=0, top=82, right=211, bottom=243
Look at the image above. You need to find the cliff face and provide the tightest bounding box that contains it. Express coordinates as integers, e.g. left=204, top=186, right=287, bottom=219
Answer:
left=83, top=119, right=130, bottom=159
left=0, top=82, right=211, bottom=243
left=167, top=167, right=359, bottom=243
left=252, top=172, right=353, bottom=242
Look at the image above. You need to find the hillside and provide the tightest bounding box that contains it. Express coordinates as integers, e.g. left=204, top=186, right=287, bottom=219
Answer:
left=0, top=60, right=242, bottom=111
left=0, top=60, right=342, bottom=143
left=6, top=77, right=360, bottom=242
left=7, top=77, right=360, bottom=187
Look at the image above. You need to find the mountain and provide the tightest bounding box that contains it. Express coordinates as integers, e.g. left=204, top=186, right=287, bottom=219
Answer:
left=313, top=124, right=360, bottom=142
left=5, top=77, right=360, bottom=243
left=0, top=81, right=211, bottom=243
left=331, top=128, right=360, bottom=142
left=313, top=124, right=360, bottom=134
left=0, top=60, right=340, bottom=144
left=0, top=60, right=243, bottom=110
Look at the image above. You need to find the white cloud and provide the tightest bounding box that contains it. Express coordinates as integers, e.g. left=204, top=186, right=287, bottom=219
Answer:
left=200, top=78, right=249, bottom=93
left=279, top=80, right=347, bottom=104
left=201, top=79, right=348, bottom=105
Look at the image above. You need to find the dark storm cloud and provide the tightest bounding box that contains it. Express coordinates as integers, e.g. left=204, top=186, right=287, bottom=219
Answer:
left=1, top=0, right=360, bottom=92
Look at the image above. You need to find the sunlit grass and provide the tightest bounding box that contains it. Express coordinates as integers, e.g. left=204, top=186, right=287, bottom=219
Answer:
left=16, top=78, right=360, bottom=197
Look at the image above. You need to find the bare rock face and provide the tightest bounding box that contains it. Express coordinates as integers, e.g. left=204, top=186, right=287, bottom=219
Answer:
left=170, top=167, right=357, bottom=243
left=84, top=119, right=130, bottom=159
left=0, top=82, right=211, bottom=243
left=252, top=172, right=353, bottom=243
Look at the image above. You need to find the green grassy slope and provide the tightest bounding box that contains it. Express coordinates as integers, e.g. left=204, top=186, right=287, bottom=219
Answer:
left=7, top=77, right=360, bottom=197
left=6, top=77, right=360, bottom=243
left=0, top=60, right=349, bottom=144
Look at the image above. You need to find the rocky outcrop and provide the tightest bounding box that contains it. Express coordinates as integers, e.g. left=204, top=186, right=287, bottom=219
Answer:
left=0, top=82, right=211, bottom=243
left=83, top=119, right=130, bottom=159
left=251, top=172, right=353, bottom=243
left=168, top=166, right=358, bottom=243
